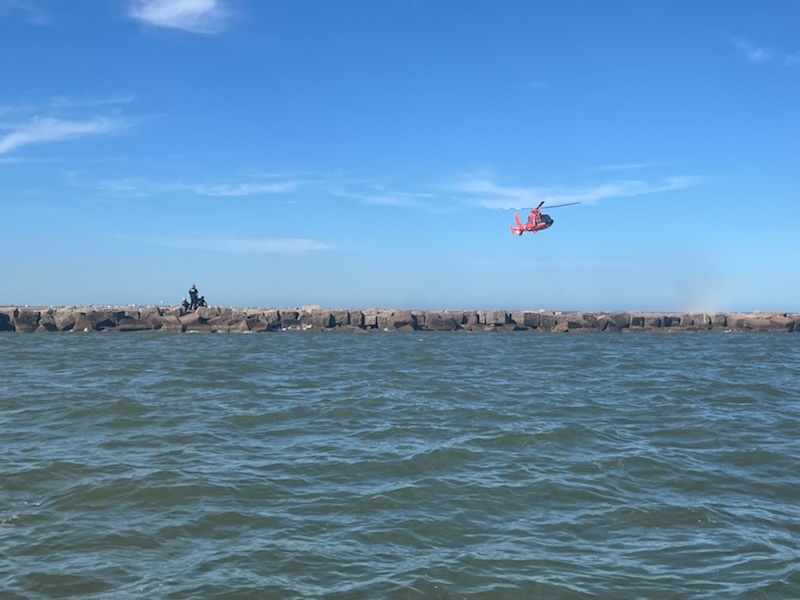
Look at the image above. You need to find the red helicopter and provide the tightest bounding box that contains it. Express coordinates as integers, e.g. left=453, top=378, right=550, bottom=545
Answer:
left=510, top=201, right=579, bottom=236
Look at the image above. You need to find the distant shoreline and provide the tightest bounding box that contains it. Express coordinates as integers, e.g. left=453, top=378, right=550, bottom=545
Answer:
left=1, top=306, right=797, bottom=333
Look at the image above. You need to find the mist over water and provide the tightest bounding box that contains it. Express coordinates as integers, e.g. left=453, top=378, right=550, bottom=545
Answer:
left=2, top=332, right=799, bottom=598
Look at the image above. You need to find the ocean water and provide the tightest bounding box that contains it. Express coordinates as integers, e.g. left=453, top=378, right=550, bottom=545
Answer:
left=1, top=331, right=799, bottom=599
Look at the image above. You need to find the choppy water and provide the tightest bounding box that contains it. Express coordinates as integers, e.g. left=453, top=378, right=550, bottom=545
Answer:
left=1, top=331, right=799, bottom=599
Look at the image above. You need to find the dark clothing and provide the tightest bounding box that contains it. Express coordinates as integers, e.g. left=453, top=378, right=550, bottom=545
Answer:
left=188, top=286, right=199, bottom=310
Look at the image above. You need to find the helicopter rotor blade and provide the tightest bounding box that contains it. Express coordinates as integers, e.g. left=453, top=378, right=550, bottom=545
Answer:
left=496, top=201, right=580, bottom=210
left=542, top=201, right=580, bottom=209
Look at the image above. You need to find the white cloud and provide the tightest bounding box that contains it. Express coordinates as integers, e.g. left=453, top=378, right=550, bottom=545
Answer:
left=731, top=36, right=773, bottom=64
left=128, top=0, right=228, bottom=34
left=0, top=0, right=51, bottom=25
left=453, top=174, right=702, bottom=209
left=0, top=116, right=124, bottom=154
left=86, top=176, right=309, bottom=198
left=93, top=177, right=156, bottom=198
left=591, top=161, right=669, bottom=172
left=730, top=35, right=800, bottom=68
left=207, top=238, right=331, bottom=253
left=784, top=52, right=800, bottom=66
left=189, top=182, right=302, bottom=196
left=49, top=95, right=136, bottom=109
left=142, top=235, right=332, bottom=253
left=328, top=185, right=434, bottom=207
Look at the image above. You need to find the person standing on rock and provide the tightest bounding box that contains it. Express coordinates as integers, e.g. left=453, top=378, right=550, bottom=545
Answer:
left=188, top=284, right=199, bottom=310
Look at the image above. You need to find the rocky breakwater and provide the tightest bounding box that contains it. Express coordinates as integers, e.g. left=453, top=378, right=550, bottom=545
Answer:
left=0, top=306, right=798, bottom=333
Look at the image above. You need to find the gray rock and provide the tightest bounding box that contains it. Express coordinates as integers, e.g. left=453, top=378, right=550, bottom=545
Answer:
left=0, top=311, right=12, bottom=331
left=425, top=313, right=460, bottom=331
left=13, top=310, right=41, bottom=333
left=116, top=317, right=154, bottom=331
left=387, top=310, right=416, bottom=330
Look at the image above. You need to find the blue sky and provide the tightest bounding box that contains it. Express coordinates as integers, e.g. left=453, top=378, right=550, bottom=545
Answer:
left=2, top=0, right=798, bottom=312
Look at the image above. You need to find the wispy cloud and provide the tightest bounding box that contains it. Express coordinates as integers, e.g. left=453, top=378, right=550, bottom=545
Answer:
left=452, top=173, right=703, bottom=209
left=0, top=102, right=32, bottom=117
left=730, top=35, right=800, bottom=67
left=89, top=176, right=308, bottom=198
left=785, top=52, right=800, bottom=67
left=49, top=95, right=136, bottom=109
left=0, top=0, right=51, bottom=25
left=93, top=177, right=159, bottom=197
left=0, top=116, right=127, bottom=154
left=141, top=234, right=332, bottom=253
left=188, top=182, right=302, bottom=196
left=591, top=161, right=670, bottom=173
left=328, top=184, right=435, bottom=207
left=90, top=171, right=437, bottom=206
left=128, top=0, right=229, bottom=34
left=731, top=36, right=773, bottom=64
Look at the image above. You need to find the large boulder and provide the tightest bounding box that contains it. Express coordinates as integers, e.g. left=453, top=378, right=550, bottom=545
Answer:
left=36, top=310, right=59, bottom=332
left=207, top=309, right=247, bottom=332
left=425, top=313, right=460, bottom=331
left=309, top=311, right=334, bottom=329
left=644, top=315, right=662, bottom=328
left=115, top=317, right=154, bottom=331
left=484, top=310, right=509, bottom=326
left=710, top=313, right=728, bottom=329
left=206, top=316, right=234, bottom=332
left=607, top=313, right=631, bottom=329
left=0, top=311, right=12, bottom=331
left=553, top=314, right=592, bottom=332
left=179, top=311, right=207, bottom=326
left=731, top=315, right=774, bottom=331
left=261, top=310, right=280, bottom=330
left=509, top=311, right=526, bottom=327
left=13, top=310, right=41, bottom=333
left=348, top=311, right=364, bottom=328
left=361, top=309, right=381, bottom=329
left=330, top=310, right=351, bottom=327
left=462, top=312, right=481, bottom=328
left=74, top=310, right=122, bottom=331
left=137, top=307, right=162, bottom=321
left=154, top=314, right=184, bottom=332
left=280, top=310, right=301, bottom=329
left=680, top=313, right=710, bottom=330
left=629, top=313, right=645, bottom=328
left=54, top=308, right=79, bottom=331
left=387, top=310, right=416, bottom=330
left=768, top=314, right=794, bottom=331
left=594, top=315, right=618, bottom=332
left=242, top=316, right=266, bottom=332
left=228, top=319, right=251, bottom=333
left=516, top=312, right=540, bottom=328
left=196, top=306, right=220, bottom=320
left=538, top=312, right=557, bottom=331
left=440, top=311, right=464, bottom=325
left=298, top=310, right=316, bottom=330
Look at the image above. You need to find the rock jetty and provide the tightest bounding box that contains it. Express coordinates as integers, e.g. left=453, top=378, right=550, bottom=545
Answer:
left=0, top=306, right=797, bottom=333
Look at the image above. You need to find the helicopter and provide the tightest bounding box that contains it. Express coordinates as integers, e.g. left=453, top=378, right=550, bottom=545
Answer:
left=509, top=201, right=580, bottom=236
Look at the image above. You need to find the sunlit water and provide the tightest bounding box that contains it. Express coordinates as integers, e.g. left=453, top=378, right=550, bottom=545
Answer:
left=1, top=332, right=799, bottom=599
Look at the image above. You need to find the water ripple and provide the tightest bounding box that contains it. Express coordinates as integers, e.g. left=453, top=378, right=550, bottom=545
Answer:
left=1, top=332, right=799, bottom=598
